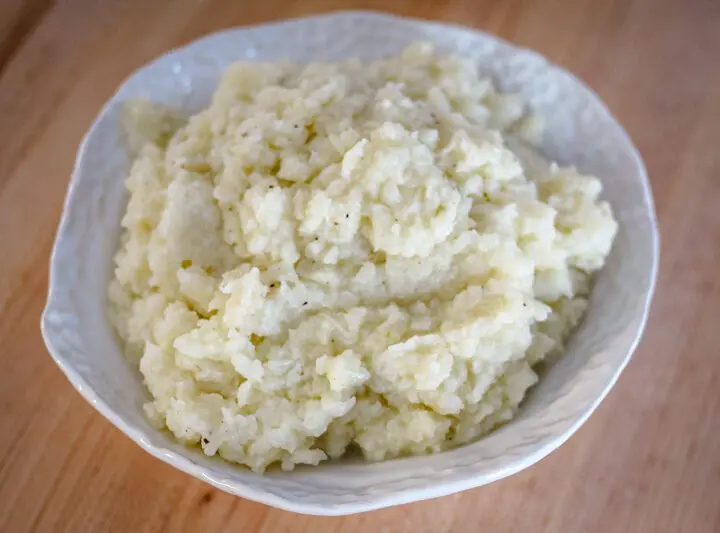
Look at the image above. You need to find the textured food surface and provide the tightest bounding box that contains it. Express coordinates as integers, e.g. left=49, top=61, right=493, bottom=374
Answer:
left=109, top=43, right=617, bottom=472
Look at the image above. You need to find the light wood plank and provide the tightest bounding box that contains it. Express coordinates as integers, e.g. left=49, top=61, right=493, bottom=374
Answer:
left=1, top=0, right=719, bottom=531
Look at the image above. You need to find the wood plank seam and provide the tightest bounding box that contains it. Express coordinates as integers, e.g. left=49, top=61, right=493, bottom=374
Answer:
left=0, top=0, right=56, bottom=77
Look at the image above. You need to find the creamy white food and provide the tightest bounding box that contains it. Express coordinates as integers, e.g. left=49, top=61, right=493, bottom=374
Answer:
left=109, top=43, right=617, bottom=472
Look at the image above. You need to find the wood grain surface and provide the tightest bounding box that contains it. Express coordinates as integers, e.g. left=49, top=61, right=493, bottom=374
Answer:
left=1, top=0, right=719, bottom=531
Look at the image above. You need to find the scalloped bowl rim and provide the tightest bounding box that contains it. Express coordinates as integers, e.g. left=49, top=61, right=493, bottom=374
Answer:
left=41, top=11, right=659, bottom=516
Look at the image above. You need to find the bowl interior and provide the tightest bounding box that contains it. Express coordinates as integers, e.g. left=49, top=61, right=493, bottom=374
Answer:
left=42, top=11, right=658, bottom=515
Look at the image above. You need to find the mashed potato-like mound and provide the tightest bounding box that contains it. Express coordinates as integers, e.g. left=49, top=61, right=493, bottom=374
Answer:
left=109, top=43, right=617, bottom=472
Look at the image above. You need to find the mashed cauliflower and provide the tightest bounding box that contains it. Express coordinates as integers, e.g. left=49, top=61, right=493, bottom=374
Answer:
left=109, top=43, right=617, bottom=472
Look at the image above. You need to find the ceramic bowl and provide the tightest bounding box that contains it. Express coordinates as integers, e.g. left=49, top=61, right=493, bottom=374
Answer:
left=41, top=11, right=658, bottom=515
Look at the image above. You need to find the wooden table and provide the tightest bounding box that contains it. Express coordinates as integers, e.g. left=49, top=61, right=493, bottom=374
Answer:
left=1, top=0, right=719, bottom=531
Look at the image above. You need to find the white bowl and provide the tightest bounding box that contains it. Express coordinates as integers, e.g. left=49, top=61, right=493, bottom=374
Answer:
left=41, top=11, right=659, bottom=516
